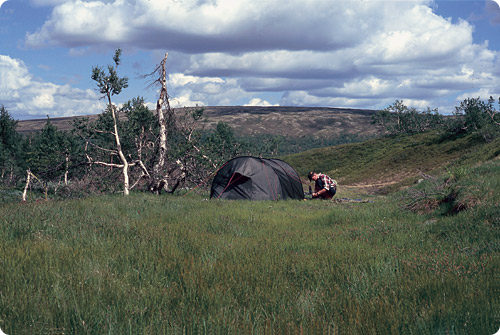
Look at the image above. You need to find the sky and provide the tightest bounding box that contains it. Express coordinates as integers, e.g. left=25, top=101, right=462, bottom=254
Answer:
left=0, top=0, right=500, bottom=120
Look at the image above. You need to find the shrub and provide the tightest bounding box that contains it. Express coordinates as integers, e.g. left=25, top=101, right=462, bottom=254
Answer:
left=402, top=161, right=499, bottom=216
left=372, top=100, right=444, bottom=135
left=446, top=97, right=500, bottom=142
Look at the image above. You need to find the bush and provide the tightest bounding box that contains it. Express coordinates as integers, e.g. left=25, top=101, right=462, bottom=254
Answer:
left=0, top=188, right=22, bottom=203
left=372, top=100, right=444, bottom=135
left=446, top=97, right=500, bottom=142
left=402, top=161, right=499, bottom=216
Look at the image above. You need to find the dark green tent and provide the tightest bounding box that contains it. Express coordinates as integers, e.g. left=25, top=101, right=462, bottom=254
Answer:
left=210, top=156, right=304, bottom=200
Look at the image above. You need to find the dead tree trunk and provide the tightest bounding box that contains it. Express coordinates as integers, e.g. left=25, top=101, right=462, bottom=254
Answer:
left=22, top=170, right=47, bottom=201
left=149, top=53, right=183, bottom=194
left=151, top=53, right=169, bottom=193
left=64, top=153, right=69, bottom=185
left=146, top=53, right=219, bottom=194
left=22, top=170, right=31, bottom=202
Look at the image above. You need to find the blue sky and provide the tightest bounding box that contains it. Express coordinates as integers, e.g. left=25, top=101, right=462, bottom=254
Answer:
left=1, top=0, right=499, bottom=120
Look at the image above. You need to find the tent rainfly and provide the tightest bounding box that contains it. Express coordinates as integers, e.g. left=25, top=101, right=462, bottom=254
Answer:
left=210, top=156, right=304, bottom=200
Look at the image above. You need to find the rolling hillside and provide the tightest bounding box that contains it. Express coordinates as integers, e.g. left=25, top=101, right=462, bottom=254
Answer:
left=285, top=130, right=500, bottom=193
left=16, top=106, right=383, bottom=138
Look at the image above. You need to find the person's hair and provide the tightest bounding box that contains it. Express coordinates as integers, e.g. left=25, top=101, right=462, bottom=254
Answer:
left=308, top=171, right=315, bottom=181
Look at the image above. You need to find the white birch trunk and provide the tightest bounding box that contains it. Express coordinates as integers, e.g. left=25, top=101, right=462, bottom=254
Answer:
left=151, top=53, right=170, bottom=193
left=111, top=105, right=130, bottom=195
left=22, top=170, right=31, bottom=202
left=64, top=154, right=69, bottom=185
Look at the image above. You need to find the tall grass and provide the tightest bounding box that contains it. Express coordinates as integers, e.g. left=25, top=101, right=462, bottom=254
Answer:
left=285, top=131, right=500, bottom=187
left=2, top=158, right=499, bottom=335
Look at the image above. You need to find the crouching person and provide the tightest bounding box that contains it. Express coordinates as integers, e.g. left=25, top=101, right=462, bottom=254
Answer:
left=308, top=171, right=337, bottom=200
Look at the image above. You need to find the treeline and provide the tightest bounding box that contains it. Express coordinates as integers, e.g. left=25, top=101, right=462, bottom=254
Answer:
left=0, top=104, right=367, bottom=200
left=372, top=98, right=500, bottom=141
left=2, top=95, right=499, bottom=201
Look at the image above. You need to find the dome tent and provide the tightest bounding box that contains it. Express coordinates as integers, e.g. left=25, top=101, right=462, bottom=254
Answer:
left=210, top=156, right=304, bottom=200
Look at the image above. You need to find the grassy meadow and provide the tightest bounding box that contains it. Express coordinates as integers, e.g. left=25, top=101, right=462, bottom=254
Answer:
left=1, top=158, right=499, bottom=334
left=1, top=129, right=500, bottom=334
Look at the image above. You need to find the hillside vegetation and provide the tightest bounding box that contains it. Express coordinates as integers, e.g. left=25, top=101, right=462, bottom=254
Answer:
left=286, top=130, right=500, bottom=192
left=3, top=104, right=382, bottom=200
left=6, top=97, right=498, bottom=200
left=15, top=106, right=381, bottom=138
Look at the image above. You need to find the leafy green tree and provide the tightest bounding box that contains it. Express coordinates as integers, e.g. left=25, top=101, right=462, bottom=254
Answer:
left=455, top=98, right=489, bottom=131
left=449, top=97, right=500, bottom=141
left=373, top=100, right=443, bottom=135
left=158, top=107, right=216, bottom=190
left=0, top=105, right=24, bottom=184
left=371, top=109, right=392, bottom=133
left=203, top=122, right=240, bottom=166
left=0, top=105, right=19, bottom=151
left=26, top=118, right=78, bottom=183
left=122, top=96, right=157, bottom=163
left=89, top=48, right=140, bottom=195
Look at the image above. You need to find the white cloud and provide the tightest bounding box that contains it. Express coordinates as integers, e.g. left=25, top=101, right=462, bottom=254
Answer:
left=0, top=55, right=104, bottom=118
left=169, top=73, right=224, bottom=87
left=244, top=98, right=278, bottom=107
left=167, top=73, right=230, bottom=107
left=0, top=55, right=32, bottom=90
left=32, top=92, right=55, bottom=109
left=24, top=0, right=392, bottom=51
left=358, top=8, right=475, bottom=71
left=167, top=73, right=279, bottom=107
left=26, top=1, right=135, bottom=47
left=169, top=94, right=205, bottom=108
left=456, top=88, right=499, bottom=103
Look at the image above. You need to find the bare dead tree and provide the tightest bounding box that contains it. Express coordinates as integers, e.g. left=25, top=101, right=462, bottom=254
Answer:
left=21, top=169, right=32, bottom=202
left=149, top=53, right=171, bottom=193
left=137, top=52, right=226, bottom=194
left=147, top=53, right=189, bottom=194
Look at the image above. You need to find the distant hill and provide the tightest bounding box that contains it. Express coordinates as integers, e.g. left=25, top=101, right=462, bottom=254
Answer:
left=16, top=106, right=383, bottom=138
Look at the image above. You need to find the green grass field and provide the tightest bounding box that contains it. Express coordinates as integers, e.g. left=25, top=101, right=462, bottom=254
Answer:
left=1, top=157, right=499, bottom=334
left=2, top=130, right=500, bottom=334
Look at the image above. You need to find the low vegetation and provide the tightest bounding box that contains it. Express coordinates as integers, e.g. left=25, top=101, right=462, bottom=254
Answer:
left=1, top=157, right=499, bottom=333
left=286, top=103, right=500, bottom=189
